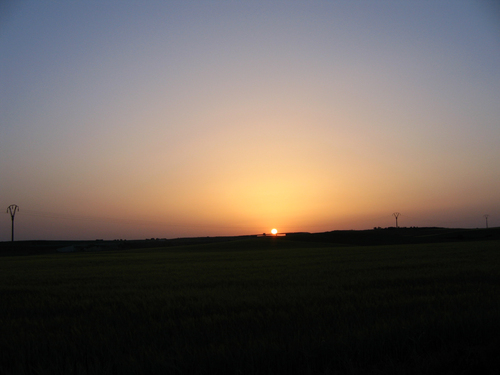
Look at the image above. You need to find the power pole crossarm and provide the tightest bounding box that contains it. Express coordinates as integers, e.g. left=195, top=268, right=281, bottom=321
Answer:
left=7, top=205, right=19, bottom=241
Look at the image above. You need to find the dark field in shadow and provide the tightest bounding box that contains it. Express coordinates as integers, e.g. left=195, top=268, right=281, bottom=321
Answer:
left=0, top=230, right=499, bottom=374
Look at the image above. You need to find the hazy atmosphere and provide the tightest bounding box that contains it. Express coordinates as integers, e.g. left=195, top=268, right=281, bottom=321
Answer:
left=1, top=0, right=499, bottom=241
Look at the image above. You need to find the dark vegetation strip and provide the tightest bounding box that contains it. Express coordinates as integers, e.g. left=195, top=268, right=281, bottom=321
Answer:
left=0, top=239, right=499, bottom=374
left=2, top=227, right=499, bottom=256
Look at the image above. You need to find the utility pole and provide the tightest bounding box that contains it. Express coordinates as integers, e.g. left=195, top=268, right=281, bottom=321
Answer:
left=7, top=205, right=19, bottom=241
left=484, top=214, right=489, bottom=229
left=392, top=212, right=400, bottom=228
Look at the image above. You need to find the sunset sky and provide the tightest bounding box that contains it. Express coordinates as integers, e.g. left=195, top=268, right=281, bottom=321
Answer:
left=1, top=1, right=499, bottom=240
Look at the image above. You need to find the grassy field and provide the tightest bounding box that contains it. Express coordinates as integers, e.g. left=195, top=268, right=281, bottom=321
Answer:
left=1, top=237, right=499, bottom=374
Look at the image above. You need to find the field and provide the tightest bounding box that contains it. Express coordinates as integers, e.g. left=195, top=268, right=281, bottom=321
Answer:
left=1, top=237, right=499, bottom=374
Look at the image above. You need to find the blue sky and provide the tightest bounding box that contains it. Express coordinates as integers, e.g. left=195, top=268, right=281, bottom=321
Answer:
left=1, top=1, right=499, bottom=240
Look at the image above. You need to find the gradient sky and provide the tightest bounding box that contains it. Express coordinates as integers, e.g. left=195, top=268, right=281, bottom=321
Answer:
left=1, top=1, right=499, bottom=240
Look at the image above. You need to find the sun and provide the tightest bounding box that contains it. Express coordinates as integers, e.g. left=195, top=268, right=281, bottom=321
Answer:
left=271, top=228, right=278, bottom=235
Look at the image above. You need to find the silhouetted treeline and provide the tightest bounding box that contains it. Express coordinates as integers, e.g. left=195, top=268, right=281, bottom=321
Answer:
left=1, top=227, right=499, bottom=256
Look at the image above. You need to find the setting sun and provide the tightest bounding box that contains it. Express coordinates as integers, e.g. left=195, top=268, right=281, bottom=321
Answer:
left=271, top=229, right=278, bottom=235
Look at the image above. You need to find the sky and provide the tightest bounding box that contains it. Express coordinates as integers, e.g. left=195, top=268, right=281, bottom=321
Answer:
left=1, top=0, right=499, bottom=241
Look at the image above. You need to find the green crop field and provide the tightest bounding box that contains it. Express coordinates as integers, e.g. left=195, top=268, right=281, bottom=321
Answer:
left=1, top=238, right=499, bottom=374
